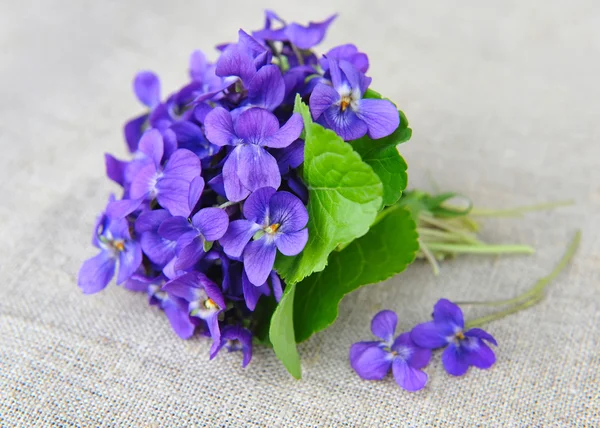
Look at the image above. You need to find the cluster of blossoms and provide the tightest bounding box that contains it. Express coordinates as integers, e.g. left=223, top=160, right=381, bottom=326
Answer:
left=350, top=299, right=497, bottom=391
left=78, top=11, right=399, bottom=366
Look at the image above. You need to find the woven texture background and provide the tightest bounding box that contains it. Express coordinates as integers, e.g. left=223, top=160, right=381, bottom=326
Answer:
left=1, top=0, right=599, bottom=426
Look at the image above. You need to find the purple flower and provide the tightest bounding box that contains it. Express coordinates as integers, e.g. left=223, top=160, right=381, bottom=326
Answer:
left=320, top=44, right=369, bottom=73
left=241, top=269, right=283, bottom=311
left=210, top=325, right=253, bottom=367
left=220, top=187, right=308, bottom=286
left=134, top=209, right=177, bottom=269
left=310, top=59, right=399, bottom=140
left=159, top=206, right=230, bottom=271
left=78, top=205, right=142, bottom=294
left=253, top=11, right=337, bottom=50
left=410, top=299, right=498, bottom=376
left=215, top=30, right=271, bottom=85
left=204, top=107, right=303, bottom=202
left=146, top=275, right=196, bottom=339
left=162, top=271, right=226, bottom=347
left=108, top=139, right=201, bottom=218
left=350, top=310, right=432, bottom=392
left=124, top=71, right=161, bottom=152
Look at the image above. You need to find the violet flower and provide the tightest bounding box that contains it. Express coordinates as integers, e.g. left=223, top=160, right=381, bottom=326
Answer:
left=310, top=58, right=399, bottom=140
left=124, top=71, right=161, bottom=152
left=220, top=187, right=308, bottom=286
left=162, top=271, right=226, bottom=347
left=350, top=310, right=432, bottom=392
left=210, top=325, right=253, bottom=367
left=159, top=206, right=230, bottom=271
left=253, top=11, right=337, bottom=50
left=134, top=209, right=177, bottom=269
left=216, top=30, right=271, bottom=85
left=78, top=207, right=142, bottom=294
left=320, top=44, right=369, bottom=73
left=108, top=140, right=201, bottom=218
left=204, top=107, right=303, bottom=202
left=410, top=299, right=498, bottom=376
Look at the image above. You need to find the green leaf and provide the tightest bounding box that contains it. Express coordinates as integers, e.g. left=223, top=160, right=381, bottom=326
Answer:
left=269, top=282, right=302, bottom=378
left=274, top=96, right=383, bottom=284
left=350, top=90, right=412, bottom=207
left=293, top=206, right=419, bottom=342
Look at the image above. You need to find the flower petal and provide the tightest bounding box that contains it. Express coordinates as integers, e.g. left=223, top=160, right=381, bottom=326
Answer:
left=323, top=106, right=368, bottom=141
left=235, top=144, right=281, bottom=193
left=442, top=344, right=470, bottom=376
left=222, top=148, right=251, bottom=202
left=105, top=197, right=144, bottom=220
left=243, top=239, right=277, bottom=286
left=174, top=236, right=205, bottom=270
left=234, top=107, right=280, bottom=143
left=162, top=148, right=202, bottom=182
left=162, top=272, right=201, bottom=301
left=247, top=65, right=285, bottom=111
left=270, top=271, right=283, bottom=302
left=338, top=60, right=370, bottom=96
left=356, top=99, right=400, bottom=139
left=410, top=321, right=448, bottom=349
left=262, top=113, right=304, bottom=148
left=349, top=342, right=392, bottom=380
left=432, top=298, right=465, bottom=331
left=215, top=44, right=256, bottom=83
left=135, top=209, right=171, bottom=234
left=141, top=233, right=175, bottom=267
left=309, top=83, right=340, bottom=120
left=465, top=328, right=498, bottom=346
left=104, top=154, right=128, bottom=186
left=285, top=14, right=337, bottom=50
left=133, top=71, right=161, bottom=108
left=78, top=252, right=116, bottom=294
left=243, top=186, right=276, bottom=223
left=220, top=219, right=261, bottom=258
left=157, top=216, right=193, bottom=241
left=156, top=179, right=193, bottom=217
left=138, top=129, right=164, bottom=167
left=242, top=271, right=267, bottom=311
left=464, top=338, right=496, bottom=369
left=268, top=190, right=308, bottom=232
left=117, top=240, right=142, bottom=284
left=124, top=113, right=148, bottom=153
left=392, top=359, right=428, bottom=392
left=370, top=310, right=397, bottom=344
left=192, top=207, right=230, bottom=241
left=392, top=333, right=432, bottom=369
left=204, top=107, right=236, bottom=147
left=130, top=162, right=158, bottom=200
left=163, top=298, right=195, bottom=339
left=274, top=229, right=308, bottom=256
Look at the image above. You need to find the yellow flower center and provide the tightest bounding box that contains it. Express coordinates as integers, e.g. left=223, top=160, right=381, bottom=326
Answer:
left=265, top=223, right=280, bottom=235
left=204, top=298, right=219, bottom=310
left=112, top=240, right=125, bottom=252
left=455, top=331, right=465, bottom=341
left=340, top=96, right=352, bottom=111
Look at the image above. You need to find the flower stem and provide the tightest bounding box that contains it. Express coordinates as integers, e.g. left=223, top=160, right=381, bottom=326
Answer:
left=425, top=243, right=535, bottom=255
left=463, top=230, right=580, bottom=328
left=419, top=214, right=481, bottom=245
left=418, top=239, right=440, bottom=276
left=469, top=200, right=574, bottom=217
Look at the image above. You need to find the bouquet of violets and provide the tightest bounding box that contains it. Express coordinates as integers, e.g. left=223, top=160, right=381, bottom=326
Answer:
left=79, top=11, right=579, bottom=390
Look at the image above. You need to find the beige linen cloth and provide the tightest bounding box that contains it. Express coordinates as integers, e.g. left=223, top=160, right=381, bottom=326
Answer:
left=1, top=1, right=598, bottom=426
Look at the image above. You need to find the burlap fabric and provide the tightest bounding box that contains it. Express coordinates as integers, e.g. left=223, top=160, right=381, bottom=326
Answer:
left=1, top=1, right=598, bottom=426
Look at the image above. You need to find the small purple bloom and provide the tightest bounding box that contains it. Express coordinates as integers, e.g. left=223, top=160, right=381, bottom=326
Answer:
left=253, top=11, right=337, bottom=50
left=108, top=142, right=201, bottom=218
left=78, top=206, right=142, bottom=294
left=146, top=275, right=196, bottom=339
left=220, top=187, right=308, bottom=286
left=204, top=107, right=303, bottom=202
left=210, top=325, right=253, bottom=367
left=124, top=71, right=161, bottom=152
left=310, top=59, right=399, bottom=140
left=321, top=44, right=369, bottom=73
left=410, top=299, right=498, bottom=376
left=215, top=30, right=271, bottom=85
left=162, top=272, right=226, bottom=349
left=350, top=310, right=432, bottom=392
left=159, top=206, right=230, bottom=271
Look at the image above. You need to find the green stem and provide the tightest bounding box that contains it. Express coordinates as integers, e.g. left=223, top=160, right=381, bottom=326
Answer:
left=469, top=200, right=574, bottom=217
left=419, top=214, right=481, bottom=245
left=456, top=230, right=581, bottom=308
left=417, top=228, right=478, bottom=243
left=464, top=230, right=580, bottom=328
left=418, top=239, right=440, bottom=276
left=425, top=242, right=535, bottom=255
